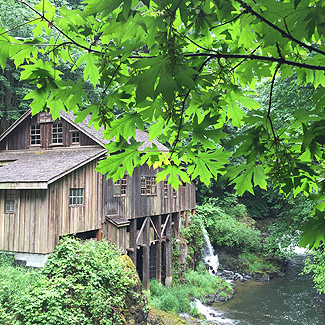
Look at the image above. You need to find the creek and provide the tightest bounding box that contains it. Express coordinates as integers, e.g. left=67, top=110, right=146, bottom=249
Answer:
left=198, top=229, right=325, bottom=324
left=214, top=254, right=325, bottom=324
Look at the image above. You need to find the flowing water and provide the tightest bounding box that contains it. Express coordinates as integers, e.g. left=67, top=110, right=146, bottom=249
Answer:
left=212, top=254, right=325, bottom=324
left=198, top=230, right=325, bottom=324
left=202, top=226, right=219, bottom=275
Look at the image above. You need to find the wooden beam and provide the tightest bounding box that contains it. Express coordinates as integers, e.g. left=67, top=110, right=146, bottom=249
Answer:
left=165, top=214, right=173, bottom=287
left=96, top=228, right=101, bottom=241
left=136, top=217, right=149, bottom=245
left=142, top=217, right=150, bottom=290
left=154, top=215, right=162, bottom=283
left=173, top=212, right=180, bottom=239
left=161, top=214, right=170, bottom=237
left=149, top=217, right=160, bottom=240
left=129, top=219, right=137, bottom=266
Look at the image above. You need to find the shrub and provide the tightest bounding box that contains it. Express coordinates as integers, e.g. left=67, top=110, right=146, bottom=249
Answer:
left=196, top=201, right=261, bottom=252
left=303, top=248, right=325, bottom=294
left=148, top=266, right=232, bottom=315
left=0, top=253, right=40, bottom=325
left=1, top=237, right=143, bottom=325
left=181, top=213, right=205, bottom=269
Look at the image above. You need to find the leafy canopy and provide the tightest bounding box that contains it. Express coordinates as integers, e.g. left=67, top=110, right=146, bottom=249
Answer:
left=0, top=0, right=325, bottom=246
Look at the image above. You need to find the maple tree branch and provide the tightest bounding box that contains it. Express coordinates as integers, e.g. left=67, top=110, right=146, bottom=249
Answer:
left=101, top=61, right=122, bottom=99
left=209, top=11, right=248, bottom=31
left=16, top=0, right=101, bottom=55
left=181, top=52, right=325, bottom=71
left=267, top=64, right=281, bottom=141
left=170, top=56, right=213, bottom=159
left=234, top=0, right=325, bottom=56
left=229, top=45, right=261, bottom=72
left=0, top=18, right=40, bottom=37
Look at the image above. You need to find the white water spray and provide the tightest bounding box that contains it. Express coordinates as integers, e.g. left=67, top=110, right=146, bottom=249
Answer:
left=193, top=299, right=238, bottom=324
left=202, top=226, right=219, bottom=275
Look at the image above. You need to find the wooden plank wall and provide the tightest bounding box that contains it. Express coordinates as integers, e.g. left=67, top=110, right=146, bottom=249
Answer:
left=102, top=164, right=196, bottom=219
left=2, top=115, right=98, bottom=150
left=102, top=222, right=129, bottom=253
left=0, top=189, right=49, bottom=253
left=48, top=160, right=102, bottom=247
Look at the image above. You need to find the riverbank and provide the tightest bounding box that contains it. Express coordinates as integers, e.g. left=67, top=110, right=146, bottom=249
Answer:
left=213, top=254, right=325, bottom=324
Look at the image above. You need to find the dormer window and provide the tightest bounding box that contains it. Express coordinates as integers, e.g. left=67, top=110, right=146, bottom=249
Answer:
left=30, top=125, right=41, bottom=145
left=141, top=176, right=157, bottom=195
left=114, top=174, right=128, bottom=196
left=52, top=123, right=63, bottom=144
left=71, top=131, right=80, bottom=144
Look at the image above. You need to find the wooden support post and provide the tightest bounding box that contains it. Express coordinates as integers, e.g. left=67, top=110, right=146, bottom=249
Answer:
left=165, top=214, right=173, bottom=287
left=154, top=215, right=162, bottom=283
left=174, top=212, right=180, bottom=239
left=185, top=210, right=190, bottom=228
left=129, top=219, right=137, bottom=267
left=143, top=218, right=150, bottom=290
left=96, top=228, right=102, bottom=241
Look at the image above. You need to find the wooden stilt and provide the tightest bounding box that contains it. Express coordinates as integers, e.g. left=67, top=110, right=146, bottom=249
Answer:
left=143, top=218, right=150, bottom=290
left=174, top=212, right=180, bottom=239
left=185, top=210, right=190, bottom=227
left=129, top=219, right=137, bottom=267
left=165, top=214, right=173, bottom=287
left=154, top=215, right=162, bottom=283
left=96, top=228, right=102, bottom=241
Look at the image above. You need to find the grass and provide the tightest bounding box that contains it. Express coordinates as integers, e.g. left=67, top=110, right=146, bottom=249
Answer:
left=147, top=263, right=232, bottom=315
left=0, top=253, right=41, bottom=324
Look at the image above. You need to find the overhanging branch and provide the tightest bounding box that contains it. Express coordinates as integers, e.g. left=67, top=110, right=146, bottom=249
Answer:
left=234, top=0, right=325, bottom=57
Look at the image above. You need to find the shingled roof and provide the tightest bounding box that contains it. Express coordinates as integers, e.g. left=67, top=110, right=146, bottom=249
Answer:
left=0, top=110, right=169, bottom=152
left=0, top=148, right=105, bottom=189
left=60, top=111, right=169, bottom=152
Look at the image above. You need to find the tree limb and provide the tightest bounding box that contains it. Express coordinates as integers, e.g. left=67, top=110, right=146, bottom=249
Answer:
left=234, top=0, right=325, bottom=57
left=267, top=64, right=281, bottom=142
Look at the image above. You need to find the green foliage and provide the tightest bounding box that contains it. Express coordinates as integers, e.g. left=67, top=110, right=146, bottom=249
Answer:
left=0, top=253, right=41, bottom=325
left=148, top=265, right=231, bottom=315
left=237, top=250, right=278, bottom=274
left=181, top=213, right=205, bottom=269
left=0, top=238, right=141, bottom=325
left=0, top=0, right=325, bottom=247
left=303, top=247, right=325, bottom=294
left=197, top=200, right=261, bottom=252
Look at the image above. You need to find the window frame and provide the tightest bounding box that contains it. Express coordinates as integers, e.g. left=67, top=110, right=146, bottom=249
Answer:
left=70, top=130, right=80, bottom=144
left=140, top=176, right=157, bottom=196
left=5, top=191, right=15, bottom=213
left=163, top=180, right=168, bottom=198
left=114, top=174, right=128, bottom=197
left=52, top=122, right=63, bottom=144
left=30, top=124, right=41, bottom=146
left=69, top=188, right=84, bottom=206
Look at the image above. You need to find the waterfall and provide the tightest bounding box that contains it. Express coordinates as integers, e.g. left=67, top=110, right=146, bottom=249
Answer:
left=202, top=226, right=219, bottom=275
left=192, top=299, right=238, bottom=324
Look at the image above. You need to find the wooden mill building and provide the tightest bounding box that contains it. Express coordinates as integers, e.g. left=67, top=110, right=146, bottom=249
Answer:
left=0, top=110, right=196, bottom=288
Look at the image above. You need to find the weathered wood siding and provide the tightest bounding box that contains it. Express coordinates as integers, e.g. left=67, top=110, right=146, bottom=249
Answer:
left=102, top=164, right=196, bottom=219
left=0, top=189, right=50, bottom=253
left=2, top=115, right=98, bottom=150
left=48, top=160, right=102, bottom=247
left=102, top=222, right=129, bottom=253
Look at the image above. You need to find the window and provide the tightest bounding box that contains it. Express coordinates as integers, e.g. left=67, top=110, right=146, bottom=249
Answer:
left=163, top=180, right=168, bottom=198
left=69, top=188, right=84, bottom=206
left=5, top=191, right=15, bottom=212
left=173, top=188, right=177, bottom=198
left=71, top=131, right=80, bottom=144
left=52, top=123, right=63, bottom=144
left=30, top=125, right=41, bottom=145
left=114, top=174, right=128, bottom=196
left=141, top=176, right=157, bottom=195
